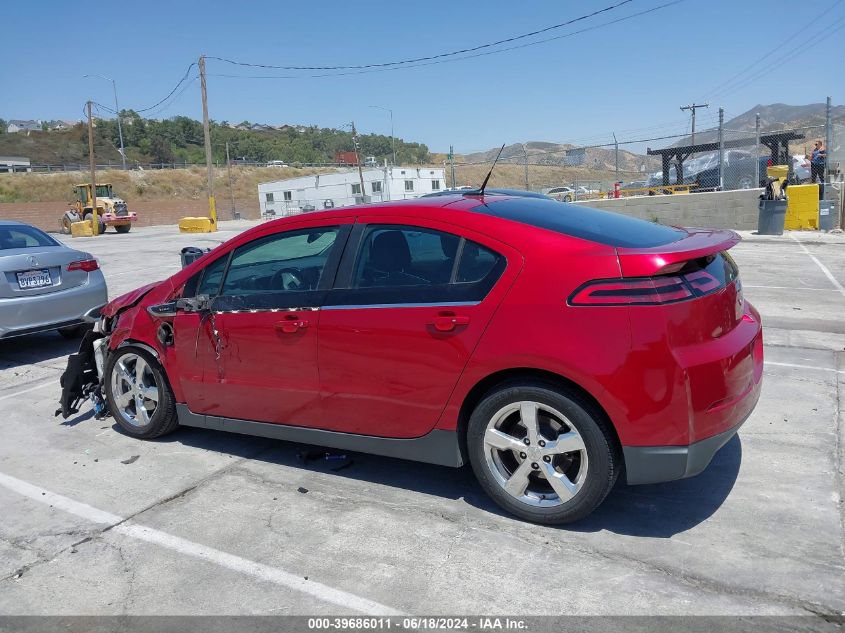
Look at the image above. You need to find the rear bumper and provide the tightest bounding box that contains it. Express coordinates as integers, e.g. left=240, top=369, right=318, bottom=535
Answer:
left=623, top=411, right=750, bottom=485
left=102, top=212, right=137, bottom=224
left=0, top=273, right=108, bottom=338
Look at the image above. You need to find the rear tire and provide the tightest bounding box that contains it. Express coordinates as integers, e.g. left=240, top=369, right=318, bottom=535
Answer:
left=83, top=213, right=107, bottom=235
left=467, top=380, right=619, bottom=524
left=104, top=347, right=179, bottom=439
left=115, top=224, right=131, bottom=234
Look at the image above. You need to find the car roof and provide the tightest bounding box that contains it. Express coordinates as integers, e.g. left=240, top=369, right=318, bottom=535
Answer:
left=0, top=220, right=27, bottom=227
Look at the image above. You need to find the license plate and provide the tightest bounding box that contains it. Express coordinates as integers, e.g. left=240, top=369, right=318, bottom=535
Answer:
left=17, top=269, right=52, bottom=289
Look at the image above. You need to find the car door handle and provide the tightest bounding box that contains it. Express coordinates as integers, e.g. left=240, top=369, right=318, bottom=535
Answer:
left=275, top=315, right=309, bottom=333
left=431, top=312, right=470, bottom=332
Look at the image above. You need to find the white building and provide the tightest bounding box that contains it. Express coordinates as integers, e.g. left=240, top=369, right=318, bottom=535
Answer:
left=0, top=156, right=31, bottom=173
left=258, top=167, right=446, bottom=217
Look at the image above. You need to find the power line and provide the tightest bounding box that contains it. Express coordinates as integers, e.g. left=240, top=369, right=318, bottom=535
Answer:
left=206, top=0, right=685, bottom=80
left=134, top=63, right=197, bottom=113
left=207, top=1, right=634, bottom=71
left=701, top=1, right=845, bottom=101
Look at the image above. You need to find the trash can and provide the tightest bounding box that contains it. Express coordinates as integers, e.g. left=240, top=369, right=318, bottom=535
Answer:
left=819, top=200, right=836, bottom=231
left=180, top=246, right=206, bottom=268
left=758, top=199, right=787, bottom=235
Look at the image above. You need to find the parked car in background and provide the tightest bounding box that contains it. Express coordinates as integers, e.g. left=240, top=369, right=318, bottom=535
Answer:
left=543, top=186, right=576, bottom=202
left=266, top=160, right=289, bottom=168
left=0, top=221, right=107, bottom=339
left=59, top=193, right=763, bottom=524
left=791, top=154, right=811, bottom=182
left=648, top=150, right=771, bottom=191
left=422, top=188, right=553, bottom=200
left=621, top=180, right=648, bottom=191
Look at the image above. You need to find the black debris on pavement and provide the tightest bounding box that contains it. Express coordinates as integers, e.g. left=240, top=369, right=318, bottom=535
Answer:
left=121, top=455, right=140, bottom=465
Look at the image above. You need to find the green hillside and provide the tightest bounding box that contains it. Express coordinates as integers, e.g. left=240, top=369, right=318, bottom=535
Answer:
left=0, top=112, right=430, bottom=166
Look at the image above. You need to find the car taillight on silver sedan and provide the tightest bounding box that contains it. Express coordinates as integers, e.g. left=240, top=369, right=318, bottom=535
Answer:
left=66, top=259, right=99, bottom=272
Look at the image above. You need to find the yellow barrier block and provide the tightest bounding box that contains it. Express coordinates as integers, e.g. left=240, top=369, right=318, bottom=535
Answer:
left=785, top=184, right=820, bottom=230
left=70, top=220, right=93, bottom=237
left=178, top=217, right=215, bottom=233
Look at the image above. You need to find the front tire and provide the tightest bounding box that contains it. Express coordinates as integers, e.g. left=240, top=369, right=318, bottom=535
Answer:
left=467, top=381, right=619, bottom=524
left=104, top=347, right=178, bottom=439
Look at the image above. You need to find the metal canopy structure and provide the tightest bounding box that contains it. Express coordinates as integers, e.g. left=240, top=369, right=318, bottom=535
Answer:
left=646, top=131, right=805, bottom=186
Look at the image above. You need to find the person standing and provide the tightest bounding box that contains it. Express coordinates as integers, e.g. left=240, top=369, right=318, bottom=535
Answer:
left=809, top=139, right=827, bottom=198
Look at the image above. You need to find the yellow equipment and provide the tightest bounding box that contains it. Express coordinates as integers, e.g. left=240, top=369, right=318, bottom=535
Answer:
left=178, top=217, right=216, bottom=233
left=70, top=220, right=94, bottom=238
left=61, top=183, right=136, bottom=234
left=785, top=184, right=820, bottom=230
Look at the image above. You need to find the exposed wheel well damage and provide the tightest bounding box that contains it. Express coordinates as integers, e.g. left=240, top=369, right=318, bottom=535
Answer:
left=456, top=368, right=623, bottom=466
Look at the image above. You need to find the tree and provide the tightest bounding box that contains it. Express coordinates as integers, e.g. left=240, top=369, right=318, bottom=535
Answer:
left=149, top=136, right=174, bottom=164
left=0, top=118, right=6, bottom=134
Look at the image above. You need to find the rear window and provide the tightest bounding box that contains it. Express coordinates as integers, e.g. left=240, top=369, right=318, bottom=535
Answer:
left=474, top=197, right=684, bottom=248
left=0, top=225, right=59, bottom=249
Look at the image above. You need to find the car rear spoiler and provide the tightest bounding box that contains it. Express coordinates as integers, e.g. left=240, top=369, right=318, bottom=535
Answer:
left=615, top=229, right=741, bottom=278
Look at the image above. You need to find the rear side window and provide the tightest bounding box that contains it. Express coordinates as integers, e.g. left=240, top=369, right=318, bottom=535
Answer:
left=329, top=224, right=505, bottom=306
left=0, top=225, right=59, bottom=249
left=475, top=197, right=684, bottom=248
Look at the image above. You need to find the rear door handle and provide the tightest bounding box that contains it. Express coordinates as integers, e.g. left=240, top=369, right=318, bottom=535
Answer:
left=431, top=312, right=470, bottom=332
left=275, top=314, right=309, bottom=334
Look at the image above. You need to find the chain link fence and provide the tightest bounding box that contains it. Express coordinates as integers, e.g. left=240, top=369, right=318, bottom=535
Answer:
left=446, top=100, right=841, bottom=210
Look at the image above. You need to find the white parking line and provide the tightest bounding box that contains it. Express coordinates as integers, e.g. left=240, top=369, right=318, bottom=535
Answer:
left=743, top=284, right=840, bottom=292
left=790, top=235, right=845, bottom=298
left=765, top=361, right=845, bottom=374
left=0, top=471, right=403, bottom=616
left=0, top=380, right=54, bottom=402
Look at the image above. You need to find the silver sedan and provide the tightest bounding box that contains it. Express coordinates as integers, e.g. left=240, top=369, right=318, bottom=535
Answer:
left=0, top=220, right=107, bottom=339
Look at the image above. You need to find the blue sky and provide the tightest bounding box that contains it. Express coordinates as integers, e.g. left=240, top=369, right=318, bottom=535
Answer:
left=1, top=0, right=842, bottom=153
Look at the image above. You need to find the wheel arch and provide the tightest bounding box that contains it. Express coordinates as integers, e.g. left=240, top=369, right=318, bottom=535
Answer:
left=455, top=367, right=623, bottom=464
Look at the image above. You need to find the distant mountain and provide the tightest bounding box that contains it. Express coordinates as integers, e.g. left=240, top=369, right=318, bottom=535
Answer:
left=461, top=142, right=652, bottom=173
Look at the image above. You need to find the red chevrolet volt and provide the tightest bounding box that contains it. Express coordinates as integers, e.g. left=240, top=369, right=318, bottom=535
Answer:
left=59, top=193, right=763, bottom=524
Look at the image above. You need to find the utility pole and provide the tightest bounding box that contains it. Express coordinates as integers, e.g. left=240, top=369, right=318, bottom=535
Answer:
left=369, top=105, right=395, bottom=165
left=84, top=75, right=126, bottom=170
left=522, top=143, right=529, bottom=191
left=86, top=101, right=99, bottom=236
left=718, top=107, right=725, bottom=190
left=825, top=96, right=832, bottom=187
left=680, top=103, right=709, bottom=150
left=226, top=141, right=236, bottom=219
left=199, top=55, right=217, bottom=229
left=754, top=113, right=761, bottom=188
left=351, top=121, right=366, bottom=201
left=612, top=132, right=619, bottom=183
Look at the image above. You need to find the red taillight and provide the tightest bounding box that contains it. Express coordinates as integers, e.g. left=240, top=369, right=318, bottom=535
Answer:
left=67, top=259, right=99, bottom=272
left=767, top=159, right=773, bottom=167
left=570, top=270, right=723, bottom=306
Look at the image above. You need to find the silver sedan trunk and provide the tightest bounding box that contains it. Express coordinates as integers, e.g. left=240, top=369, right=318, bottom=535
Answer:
left=0, top=221, right=108, bottom=339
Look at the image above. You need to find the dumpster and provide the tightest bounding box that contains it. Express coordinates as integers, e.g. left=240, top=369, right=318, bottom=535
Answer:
left=819, top=200, right=837, bottom=231
left=180, top=246, right=207, bottom=268
left=758, top=199, right=787, bottom=235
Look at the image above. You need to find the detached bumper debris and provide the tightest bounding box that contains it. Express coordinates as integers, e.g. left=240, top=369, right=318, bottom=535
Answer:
left=56, top=329, right=104, bottom=419
left=296, top=448, right=354, bottom=472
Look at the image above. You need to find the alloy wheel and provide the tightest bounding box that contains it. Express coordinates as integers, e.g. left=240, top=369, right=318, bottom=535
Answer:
left=483, top=401, right=588, bottom=507
left=110, top=352, right=160, bottom=427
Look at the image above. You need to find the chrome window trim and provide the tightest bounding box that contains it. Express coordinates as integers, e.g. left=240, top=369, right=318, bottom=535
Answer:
left=322, top=301, right=479, bottom=311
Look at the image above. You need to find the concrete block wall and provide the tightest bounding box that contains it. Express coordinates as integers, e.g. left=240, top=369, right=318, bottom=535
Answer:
left=575, top=189, right=762, bottom=230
